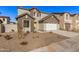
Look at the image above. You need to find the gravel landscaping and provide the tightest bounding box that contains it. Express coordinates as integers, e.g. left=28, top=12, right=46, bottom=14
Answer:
left=0, top=32, right=69, bottom=52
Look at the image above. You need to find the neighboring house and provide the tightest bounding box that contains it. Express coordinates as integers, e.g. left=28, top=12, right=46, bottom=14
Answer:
left=53, top=13, right=79, bottom=31
left=0, top=16, right=10, bottom=24
left=0, top=16, right=17, bottom=33
left=17, top=7, right=79, bottom=32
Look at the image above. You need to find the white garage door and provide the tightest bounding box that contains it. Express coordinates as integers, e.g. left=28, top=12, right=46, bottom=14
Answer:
left=44, top=23, right=59, bottom=31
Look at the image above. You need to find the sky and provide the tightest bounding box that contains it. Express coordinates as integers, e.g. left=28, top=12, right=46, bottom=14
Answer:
left=0, top=6, right=79, bottom=22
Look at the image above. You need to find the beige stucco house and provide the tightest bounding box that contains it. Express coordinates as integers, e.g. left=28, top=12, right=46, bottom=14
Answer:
left=16, top=7, right=79, bottom=32
left=0, top=16, right=17, bottom=33
left=53, top=13, right=79, bottom=31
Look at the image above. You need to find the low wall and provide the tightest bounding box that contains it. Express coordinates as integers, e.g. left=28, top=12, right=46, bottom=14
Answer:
left=4, top=24, right=17, bottom=32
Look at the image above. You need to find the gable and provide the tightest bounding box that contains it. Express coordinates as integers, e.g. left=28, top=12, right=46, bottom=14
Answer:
left=39, top=15, right=59, bottom=24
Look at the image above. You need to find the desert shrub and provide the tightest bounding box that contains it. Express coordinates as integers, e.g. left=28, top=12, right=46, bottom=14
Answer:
left=4, top=35, right=13, bottom=40
left=11, top=29, right=15, bottom=32
left=0, top=34, right=2, bottom=37
left=26, top=31, right=30, bottom=34
left=20, top=41, right=28, bottom=45
left=36, top=36, right=39, bottom=38
left=49, top=31, right=52, bottom=34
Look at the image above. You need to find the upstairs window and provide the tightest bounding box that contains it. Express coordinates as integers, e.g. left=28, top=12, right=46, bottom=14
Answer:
left=33, top=12, right=36, bottom=16
left=66, top=14, right=69, bottom=20
left=3, top=18, right=5, bottom=21
left=39, top=13, right=41, bottom=17
left=37, top=13, right=41, bottom=17
left=37, top=13, right=39, bottom=17
left=24, top=20, right=29, bottom=27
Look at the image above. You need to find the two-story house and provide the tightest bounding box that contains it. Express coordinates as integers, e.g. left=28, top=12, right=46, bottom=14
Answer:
left=16, top=7, right=79, bottom=32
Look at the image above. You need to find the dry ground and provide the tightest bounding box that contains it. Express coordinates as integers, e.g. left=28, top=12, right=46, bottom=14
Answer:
left=0, top=32, right=69, bottom=52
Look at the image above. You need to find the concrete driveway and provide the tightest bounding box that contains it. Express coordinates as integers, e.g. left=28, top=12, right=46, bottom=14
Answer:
left=31, top=30, right=79, bottom=52
left=31, top=35, right=79, bottom=52
left=52, top=30, right=79, bottom=37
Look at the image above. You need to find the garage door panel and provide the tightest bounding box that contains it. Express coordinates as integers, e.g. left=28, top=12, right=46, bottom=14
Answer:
left=44, top=23, right=59, bottom=31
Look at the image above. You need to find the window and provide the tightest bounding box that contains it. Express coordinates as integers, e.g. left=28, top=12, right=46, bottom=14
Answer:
left=37, top=13, right=41, bottom=17
left=3, top=18, right=5, bottom=21
left=66, top=14, right=69, bottom=20
left=33, top=12, right=36, bottom=16
left=40, top=13, right=41, bottom=17
left=37, top=13, right=39, bottom=17
left=24, top=20, right=29, bottom=27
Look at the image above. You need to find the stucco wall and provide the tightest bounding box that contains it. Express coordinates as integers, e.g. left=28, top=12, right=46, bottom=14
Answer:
left=31, top=9, right=48, bottom=20
left=64, top=13, right=72, bottom=23
left=0, top=18, right=10, bottom=24
left=17, top=15, right=34, bottom=32
left=4, top=24, right=17, bottom=32
left=53, top=14, right=65, bottom=30
left=39, top=23, right=44, bottom=31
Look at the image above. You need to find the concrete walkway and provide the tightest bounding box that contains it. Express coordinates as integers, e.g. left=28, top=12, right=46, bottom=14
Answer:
left=31, top=31, right=79, bottom=52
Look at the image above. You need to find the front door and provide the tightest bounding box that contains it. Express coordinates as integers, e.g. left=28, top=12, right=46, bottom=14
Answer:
left=65, top=23, right=71, bottom=31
